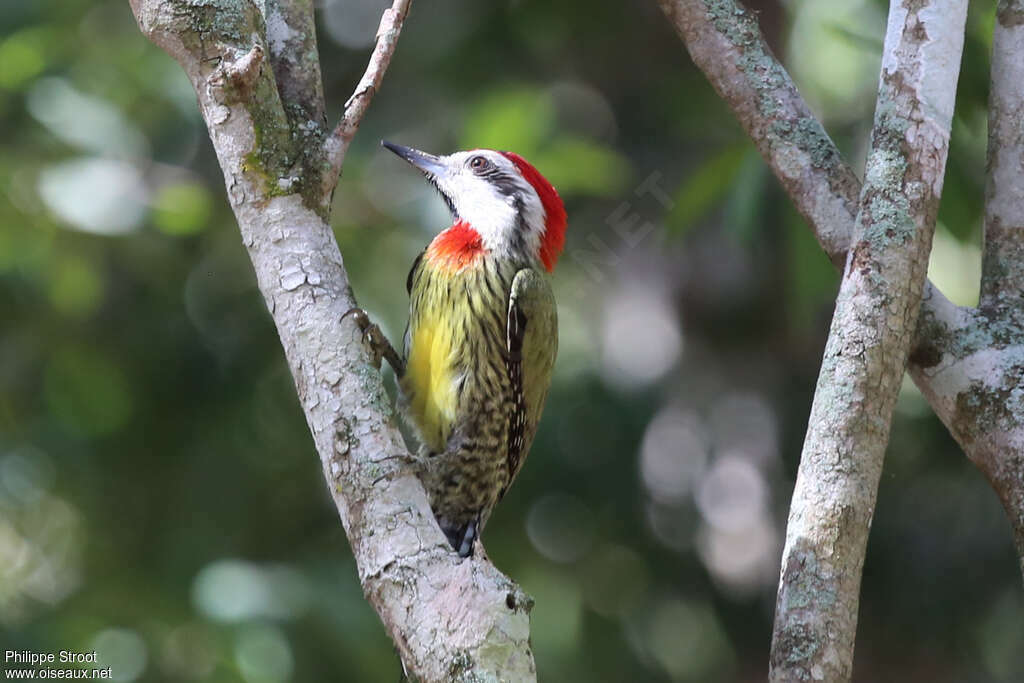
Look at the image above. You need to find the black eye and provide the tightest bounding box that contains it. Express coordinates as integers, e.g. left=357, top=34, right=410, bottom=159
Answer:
left=469, top=155, right=490, bottom=172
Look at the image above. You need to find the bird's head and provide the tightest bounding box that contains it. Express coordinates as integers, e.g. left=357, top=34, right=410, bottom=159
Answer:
left=383, top=141, right=567, bottom=271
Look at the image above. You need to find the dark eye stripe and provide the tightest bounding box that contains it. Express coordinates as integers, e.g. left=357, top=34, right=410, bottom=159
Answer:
left=489, top=172, right=521, bottom=198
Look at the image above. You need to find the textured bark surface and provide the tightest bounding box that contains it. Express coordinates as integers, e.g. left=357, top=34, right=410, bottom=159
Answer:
left=128, top=1, right=537, bottom=680
left=768, top=4, right=967, bottom=679
left=656, top=0, right=858, bottom=267
left=656, top=0, right=960, bottom=329
left=909, top=0, right=1024, bottom=581
left=981, top=0, right=1024, bottom=307
left=911, top=305, right=1024, bottom=578
left=657, top=0, right=1011, bottom=679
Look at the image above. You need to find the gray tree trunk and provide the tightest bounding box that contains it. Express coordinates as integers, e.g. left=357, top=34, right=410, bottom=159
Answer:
left=128, top=1, right=537, bottom=680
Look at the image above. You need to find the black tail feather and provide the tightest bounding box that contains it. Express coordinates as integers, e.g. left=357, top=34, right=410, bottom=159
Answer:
left=439, top=515, right=479, bottom=558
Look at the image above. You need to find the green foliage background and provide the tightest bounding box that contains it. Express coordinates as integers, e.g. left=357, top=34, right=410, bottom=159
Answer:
left=1, top=0, right=1021, bottom=681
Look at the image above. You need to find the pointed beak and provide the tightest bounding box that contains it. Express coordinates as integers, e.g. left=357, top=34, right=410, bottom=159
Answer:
left=381, top=140, right=447, bottom=178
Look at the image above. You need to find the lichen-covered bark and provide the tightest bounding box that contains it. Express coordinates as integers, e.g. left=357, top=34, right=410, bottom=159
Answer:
left=981, top=0, right=1024, bottom=307
left=128, top=1, right=536, bottom=680
left=659, top=0, right=1024, bottom=674
left=656, top=0, right=960, bottom=365
left=768, top=2, right=967, bottom=680
left=264, top=0, right=325, bottom=131
left=656, top=0, right=858, bottom=268
left=910, top=305, right=1024, bottom=577
left=900, top=0, right=1024, bottom=586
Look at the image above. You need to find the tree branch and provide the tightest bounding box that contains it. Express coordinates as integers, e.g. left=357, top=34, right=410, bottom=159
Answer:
left=656, top=0, right=859, bottom=267
left=909, top=304, right=1024, bottom=578
left=128, top=1, right=536, bottom=680
left=768, top=1, right=967, bottom=679
left=656, top=0, right=964, bottom=340
left=263, top=0, right=326, bottom=132
left=981, top=0, right=1024, bottom=308
left=658, top=0, right=1024, bottom=593
left=322, top=0, right=412, bottom=199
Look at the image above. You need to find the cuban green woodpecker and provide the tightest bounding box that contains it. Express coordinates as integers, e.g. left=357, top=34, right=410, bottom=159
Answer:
left=370, top=141, right=566, bottom=557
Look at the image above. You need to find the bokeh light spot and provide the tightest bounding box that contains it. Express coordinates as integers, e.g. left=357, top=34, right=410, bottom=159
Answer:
left=27, top=78, right=148, bottom=159
left=601, top=287, right=682, bottom=390
left=322, top=0, right=387, bottom=49
left=193, top=560, right=311, bottom=623
left=640, top=407, right=708, bottom=504
left=628, top=597, right=735, bottom=681
left=38, top=158, right=147, bottom=235
left=92, top=628, right=148, bottom=683
left=525, top=493, right=596, bottom=563
left=235, top=624, right=293, bottom=683
left=695, top=455, right=766, bottom=533
left=582, top=545, right=649, bottom=618
left=696, top=517, right=779, bottom=596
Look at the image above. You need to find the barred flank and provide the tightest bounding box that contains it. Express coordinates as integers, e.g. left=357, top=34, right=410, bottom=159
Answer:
left=401, top=253, right=557, bottom=534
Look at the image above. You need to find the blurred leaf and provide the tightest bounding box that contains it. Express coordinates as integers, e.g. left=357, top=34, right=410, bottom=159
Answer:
left=785, top=204, right=839, bottom=329
left=48, top=255, right=104, bottom=316
left=968, top=0, right=997, bottom=50
left=939, top=116, right=986, bottom=242
left=461, top=86, right=555, bottom=152
left=822, top=23, right=883, bottom=53
left=667, top=146, right=746, bottom=234
left=44, top=346, right=133, bottom=436
left=0, top=27, right=52, bottom=91
left=927, top=224, right=981, bottom=307
left=534, top=138, right=631, bottom=196
left=721, top=150, right=768, bottom=243
left=152, top=182, right=212, bottom=236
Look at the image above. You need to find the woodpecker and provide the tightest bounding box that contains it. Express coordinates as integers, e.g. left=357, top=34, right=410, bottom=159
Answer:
left=362, top=141, right=565, bottom=557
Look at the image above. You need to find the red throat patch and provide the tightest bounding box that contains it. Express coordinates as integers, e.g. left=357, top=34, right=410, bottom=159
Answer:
left=425, top=220, right=485, bottom=271
left=499, top=151, right=567, bottom=272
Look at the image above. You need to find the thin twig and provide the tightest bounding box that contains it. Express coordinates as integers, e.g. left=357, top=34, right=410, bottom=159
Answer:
left=323, top=0, right=412, bottom=198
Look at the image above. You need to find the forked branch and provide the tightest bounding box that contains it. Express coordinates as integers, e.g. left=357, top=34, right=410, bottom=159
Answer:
left=322, top=0, right=413, bottom=198
left=658, top=0, right=973, bottom=679
left=128, top=0, right=536, bottom=679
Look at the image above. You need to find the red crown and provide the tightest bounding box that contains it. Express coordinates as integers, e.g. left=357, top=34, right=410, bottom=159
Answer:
left=500, top=152, right=567, bottom=272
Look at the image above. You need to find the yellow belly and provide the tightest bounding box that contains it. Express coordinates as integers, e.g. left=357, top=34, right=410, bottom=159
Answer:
left=405, top=311, right=459, bottom=450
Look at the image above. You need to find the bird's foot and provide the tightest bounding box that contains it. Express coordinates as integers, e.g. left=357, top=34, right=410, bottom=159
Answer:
left=342, top=307, right=405, bottom=377
left=371, top=452, right=422, bottom=487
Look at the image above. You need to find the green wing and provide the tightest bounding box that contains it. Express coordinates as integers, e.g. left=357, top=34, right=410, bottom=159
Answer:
left=502, top=268, right=558, bottom=496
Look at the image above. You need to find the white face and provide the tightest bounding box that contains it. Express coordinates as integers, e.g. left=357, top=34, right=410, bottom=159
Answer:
left=434, top=150, right=546, bottom=262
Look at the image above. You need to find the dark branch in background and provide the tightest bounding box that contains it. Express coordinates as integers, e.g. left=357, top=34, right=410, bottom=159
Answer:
left=127, top=0, right=537, bottom=680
